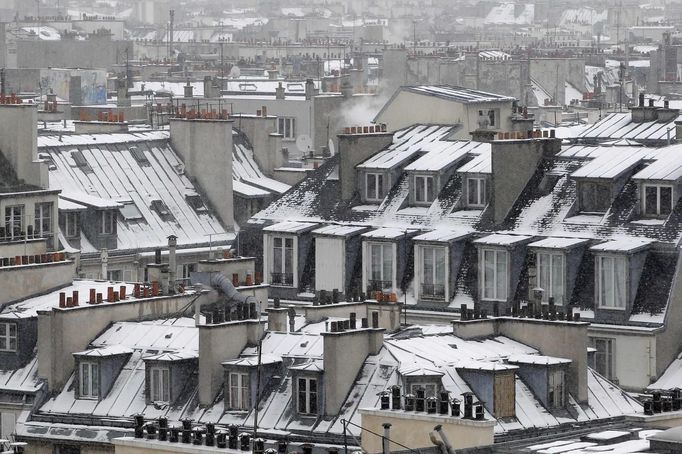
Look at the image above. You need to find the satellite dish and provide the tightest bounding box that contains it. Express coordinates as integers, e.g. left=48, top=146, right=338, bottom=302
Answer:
left=296, top=134, right=313, bottom=153
left=229, top=66, right=241, bottom=78
left=328, top=138, right=335, bottom=156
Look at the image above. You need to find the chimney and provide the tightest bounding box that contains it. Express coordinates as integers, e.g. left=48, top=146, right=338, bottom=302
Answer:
left=322, top=325, right=384, bottom=415
left=0, top=100, right=46, bottom=188
left=267, top=306, right=289, bottom=332
left=267, top=69, right=279, bottom=80
left=338, top=131, right=393, bottom=201
left=168, top=235, right=177, bottom=293
left=340, top=76, right=353, bottom=99
left=184, top=81, right=194, bottom=98
left=305, top=78, right=317, bottom=100
left=275, top=82, right=285, bottom=100
left=198, top=319, right=265, bottom=405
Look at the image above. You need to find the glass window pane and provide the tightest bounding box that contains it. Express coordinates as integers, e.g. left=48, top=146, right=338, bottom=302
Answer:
left=382, top=244, right=393, bottom=286
left=427, top=176, right=434, bottom=202
left=82, top=364, right=89, bottom=396
left=435, top=248, right=445, bottom=284
left=538, top=253, right=549, bottom=300
left=467, top=179, right=477, bottom=205
left=423, top=247, right=434, bottom=284
left=415, top=176, right=424, bottom=202
left=377, top=174, right=384, bottom=199
left=551, top=254, right=564, bottom=304
left=367, top=174, right=376, bottom=199
left=496, top=251, right=507, bottom=300
left=660, top=187, right=673, bottom=215
left=645, top=187, right=658, bottom=215
left=92, top=364, right=99, bottom=397
left=614, top=257, right=626, bottom=308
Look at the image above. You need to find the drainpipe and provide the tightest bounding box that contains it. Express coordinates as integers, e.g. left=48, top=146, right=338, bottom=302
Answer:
left=100, top=248, right=108, bottom=280
left=382, top=423, right=391, bottom=454
left=168, top=235, right=177, bottom=293
left=434, top=425, right=455, bottom=454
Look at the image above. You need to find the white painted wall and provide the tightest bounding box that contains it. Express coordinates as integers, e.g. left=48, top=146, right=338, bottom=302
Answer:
left=315, top=237, right=345, bottom=291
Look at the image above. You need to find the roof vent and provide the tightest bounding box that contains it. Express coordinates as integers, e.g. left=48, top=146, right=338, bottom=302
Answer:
left=119, top=201, right=143, bottom=220
left=71, top=150, right=93, bottom=173
left=130, top=147, right=150, bottom=166
left=150, top=199, right=173, bottom=220
left=185, top=194, right=207, bottom=212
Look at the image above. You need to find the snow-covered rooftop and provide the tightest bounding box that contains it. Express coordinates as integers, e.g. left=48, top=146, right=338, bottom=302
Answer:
left=406, top=85, right=516, bottom=104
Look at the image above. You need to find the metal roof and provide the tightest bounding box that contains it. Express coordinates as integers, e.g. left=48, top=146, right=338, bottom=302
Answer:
left=405, top=85, right=516, bottom=104
left=404, top=140, right=488, bottom=173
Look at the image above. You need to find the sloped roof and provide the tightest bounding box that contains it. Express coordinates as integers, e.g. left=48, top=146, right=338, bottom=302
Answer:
left=403, top=86, right=515, bottom=104
left=576, top=112, right=681, bottom=142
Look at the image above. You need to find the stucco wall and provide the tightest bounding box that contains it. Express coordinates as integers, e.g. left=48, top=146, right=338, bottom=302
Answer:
left=0, top=261, right=74, bottom=306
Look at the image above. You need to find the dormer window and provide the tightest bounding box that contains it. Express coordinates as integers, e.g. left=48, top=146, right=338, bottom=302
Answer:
left=548, top=368, right=564, bottom=407
left=536, top=251, right=565, bottom=304
left=34, top=202, right=53, bottom=238
left=228, top=372, right=250, bottom=411
left=414, top=175, right=435, bottom=203
left=79, top=361, right=99, bottom=399
left=297, top=376, right=318, bottom=415
left=367, top=242, right=393, bottom=292
left=409, top=382, right=438, bottom=398
left=480, top=248, right=508, bottom=301
left=100, top=210, right=116, bottom=235
left=272, top=236, right=294, bottom=286
left=420, top=246, right=446, bottom=300
left=467, top=177, right=487, bottom=208
left=150, top=366, right=170, bottom=403
left=4, top=205, right=24, bottom=240
left=65, top=212, right=79, bottom=238
left=596, top=255, right=627, bottom=310
left=579, top=181, right=611, bottom=213
left=643, top=185, right=673, bottom=217
left=0, top=322, right=17, bottom=352
left=366, top=173, right=385, bottom=202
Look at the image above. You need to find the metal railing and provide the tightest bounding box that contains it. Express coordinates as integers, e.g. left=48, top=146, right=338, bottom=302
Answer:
left=367, top=279, right=392, bottom=292
left=270, top=272, right=294, bottom=286
left=420, top=283, right=445, bottom=300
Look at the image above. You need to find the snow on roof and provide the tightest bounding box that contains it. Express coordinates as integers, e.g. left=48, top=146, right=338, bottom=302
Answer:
left=405, top=86, right=515, bottom=104
left=289, top=360, right=324, bottom=372
left=456, top=148, right=492, bottom=174
left=222, top=354, right=282, bottom=367
left=312, top=224, right=369, bottom=237
left=413, top=229, right=472, bottom=243
left=362, top=227, right=412, bottom=240
left=143, top=351, right=198, bottom=362
left=473, top=234, right=533, bottom=247
left=577, top=112, right=681, bottom=141
left=528, top=237, right=590, bottom=250
left=21, top=26, right=61, bottom=40
left=404, top=140, right=488, bottom=172
left=357, top=124, right=459, bottom=170
left=40, top=132, right=230, bottom=252
left=398, top=365, right=445, bottom=376
left=484, top=3, right=534, bottom=25
left=507, top=354, right=572, bottom=366
left=92, top=318, right=198, bottom=352
left=589, top=238, right=653, bottom=253
left=262, top=221, right=318, bottom=234
left=73, top=345, right=133, bottom=357
left=0, top=280, right=137, bottom=319
left=0, top=356, right=42, bottom=393
left=58, top=197, right=88, bottom=211
left=632, top=146, right=682, bottom=181
left=570, top=147, right=647, bottom=179
left=232, top=137, right=290, bottom=196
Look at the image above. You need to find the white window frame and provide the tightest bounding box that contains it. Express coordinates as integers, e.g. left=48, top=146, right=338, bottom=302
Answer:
left=365, top=172, right=385, bottom=202
left=467, top=177, right=487, bottom=208
left=480, top=248, right=509, bottom=301
left=419, top=245, right=447, bottom=299
left=34, top=202, right=53, bottom=237
left=536, top=251, right=565, bottom=305
left=596, top=255, right=627, bottom=310
left=150, top=366, right=170, bottom=403
left=270, top=235, right=295, bottom=286
left=100, top=210, right=115, bottom=235
left=277, top=117, right=296, bottom=139
left=0, top=322, right=17, bottom=352
left=4, top=205, right=24, bottom=240
left=409, top=382, right=438, bottom=398
left=79, top=361, right=99, bottom=399
left=548, top=368, right=564, bottom=407
left=366, top=241, right=394, bottom=291
left=65, top=212, right=79, bottom=238
left=297, top=376, right=318, bottom=415
left=414, top=175, right=435, bottom=204
left=592, top=337, right=615, bottom=380
left=642, top=184, right=673, bottom=217
left=228, top=371, right=250, bottom=410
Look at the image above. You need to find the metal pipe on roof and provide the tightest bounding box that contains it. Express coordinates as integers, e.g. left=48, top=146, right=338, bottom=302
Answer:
left=190, top=271, right=259, bottom=324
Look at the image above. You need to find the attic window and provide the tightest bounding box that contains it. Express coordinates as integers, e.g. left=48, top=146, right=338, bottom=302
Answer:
left=119, top=201, right=143, bottom=220
left=129, top=147, right=150, bottom=166
left=150, top=200, right=172, bottom=220
left=287, top=83, right=304, bottom=92
left=579, top=181, right=611, bottom=213
left=185, top=194, right=207, bottom=212
left=71, top=150, right=93, bottom=173
left=239, top=83, right=257, bottom=92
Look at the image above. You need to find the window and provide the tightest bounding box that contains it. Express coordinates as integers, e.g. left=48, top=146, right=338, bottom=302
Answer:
left=478, top=109, right=497, bottom=128
left=366, top=173, right=385, bottom=202
left=100, top=210, right=116, bottom=235
left=643, top=185, right=673, bottom=217
left=34, top=202, right=53, bottom=237
left=467, top=177, right=487, bottom=207
left=65, top=212, right=80, bottom=238
left=228, top=372, right=250, bottom=410
left=79, top=361, right=99, bottom=399
left=277, top=117, right=296, bottom=139
left=596, top=255, right=627, bottom=309
left=0, top=323, right=17, bottom=352
left=271, top=236, right=294, bottom=286
left=180, top=263, right=196, bottom=281
left=493, top=372, right=515, bottom=418
left=409, top=383, right=438, bottom=398
left=4, top=205, right=24, bottom=240
left=548, top=368, right=564, bottom=407
left=592, top=338, right=614, bottom=380
left=119, top=201, right=143, bottom=220
left=367, top=242, right=393, bottom=291
left=107, top=270, right=122, bottom=281
left=536, top=252, right=565, bottom=304
left=150, top=366, right=170, bottom=403
left=414, top=175, right=435, bottom=203
left=579, top=181, right=611, bottom=213
left=297, top=377, right=318, bottom=415
left=421, top=246, right=446, bottom=299
left=480, top=249, right=508, bottom=301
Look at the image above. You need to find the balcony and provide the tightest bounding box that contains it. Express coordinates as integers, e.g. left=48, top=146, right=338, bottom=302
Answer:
left=367, top=279, right=392, bottom=292
left=270, top=272, right=294, bottom=287
left=420, top=283, right=445, bottom=300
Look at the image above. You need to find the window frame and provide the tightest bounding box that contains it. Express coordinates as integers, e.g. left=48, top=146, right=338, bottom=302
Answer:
left=466, top=177, right=487, bottom=208
left=228, top=371, right=250, bottom=411
left=420, top=245, right=447, bottom=300
left=414, top=174, right=435, bottom=204
left=591, top=337, right=615, bottom=380
left=595, top=254, right=628, bottom=310
left=149, top=366, right=170, bottom=403
left=367, top=241, right=394, bottom=291
left=0, top=322, right=17, bottom=352
left=34, top=202, right=53, bottom=238
left=100, top=210, right=116, bottom=235
left=409, top=382, right=439, bottom=398
left=365, top=172, right=385, bottom=202
left=277, top=117, right=296, bottom=140
left=4, top=204, right=24, bottom=240
left=479, top=248, right=509, bottom=302
left=271, top=235, right=295, bottom=286
left=579, top=181, right=612, bottom=213
left=642, top=184, right=673, bottom=218
left=65, top=211, right=80, bottom=238
left=79, top=361, right=99, bottom=399
left=296, top=376, right=318, bottom=415
left=548, top=368, right=564, bottom=408
left=536, top=251, right=565, bottom=305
